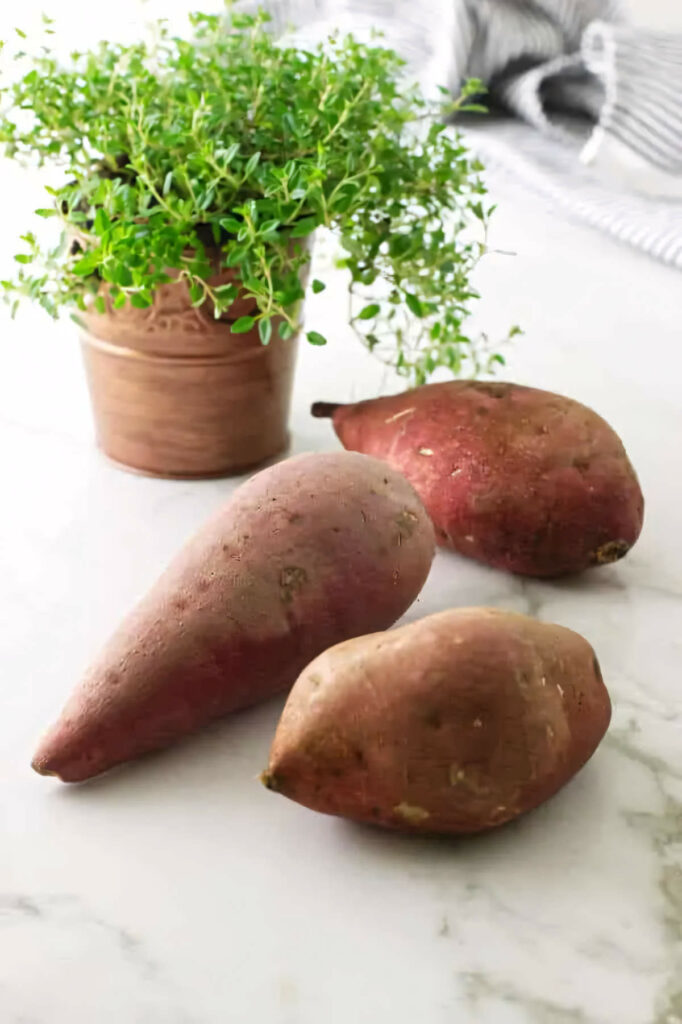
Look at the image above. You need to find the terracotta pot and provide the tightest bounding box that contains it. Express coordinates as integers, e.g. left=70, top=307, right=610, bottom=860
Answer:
left=79, top=265, right=300, bottom=478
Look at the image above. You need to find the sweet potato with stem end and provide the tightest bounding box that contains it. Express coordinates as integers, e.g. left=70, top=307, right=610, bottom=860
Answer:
left=312, top=382, right=644, bottom=577
left=32, top=452, right=435, bottom=782
left=263, top=608, right=611, bottom=835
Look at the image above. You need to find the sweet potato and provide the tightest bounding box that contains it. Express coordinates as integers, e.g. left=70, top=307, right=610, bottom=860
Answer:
left=312, top=382, right=644, bottom=577
left=32, top=452, right=435, bottom=782
left=263, top=608, right=611, bottom=834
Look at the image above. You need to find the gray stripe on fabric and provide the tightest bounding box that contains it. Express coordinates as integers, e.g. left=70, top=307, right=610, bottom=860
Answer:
left=605, top=119, right=681, bottom=174
left=613, top=81, right=682, bottom=134
left=583, top=21, right=682, bottom=174
left=611, top=102, right=682, bottom=162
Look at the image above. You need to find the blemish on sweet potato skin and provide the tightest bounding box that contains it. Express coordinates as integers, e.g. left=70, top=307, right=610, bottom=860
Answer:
left=590, top=539, right=630, bottom=566
left=393, top=802, right=430, bottom=825
left=265, top=608, right=611, bottom=835
left=423, top=708, right=443, bottom=729
left=260, top=770, right=280, bottom=792
left=279, top=566, right=308, bottom=604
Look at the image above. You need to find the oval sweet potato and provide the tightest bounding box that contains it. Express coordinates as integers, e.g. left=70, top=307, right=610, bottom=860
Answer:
left=312, top=382, right=644, bottom=577
left=264, top=608, right=611, bottom=834
left=32, top=452, right=435, bottom=782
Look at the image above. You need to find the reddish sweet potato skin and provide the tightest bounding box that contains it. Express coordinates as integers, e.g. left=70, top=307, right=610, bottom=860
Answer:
left=32, top=452, right=434, bottom=782
left=313, top=382, right=644, bottom=577
left=264, top=608, right=611, bottom=834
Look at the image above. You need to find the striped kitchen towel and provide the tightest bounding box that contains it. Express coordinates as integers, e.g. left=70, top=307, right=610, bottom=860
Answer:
left=257, top=0, right=682, bottom=269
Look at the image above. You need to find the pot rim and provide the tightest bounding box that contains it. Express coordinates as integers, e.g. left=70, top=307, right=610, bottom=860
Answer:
left=80, top=328, right=296, bottom=367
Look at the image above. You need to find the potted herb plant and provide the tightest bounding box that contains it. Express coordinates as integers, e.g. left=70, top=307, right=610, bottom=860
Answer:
left=0, top=7, right=505, bottom=478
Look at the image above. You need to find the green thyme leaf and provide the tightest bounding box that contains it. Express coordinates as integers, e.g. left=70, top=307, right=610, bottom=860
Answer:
left=230, top=315, right=256, bottom=333
left=258, top=318, right=272, bottom=344
left=306, top=330, right=327, bottom=346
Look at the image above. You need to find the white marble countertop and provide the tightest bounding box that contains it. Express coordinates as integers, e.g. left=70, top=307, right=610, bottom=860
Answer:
left=2, top=152, right=682, bottom=1022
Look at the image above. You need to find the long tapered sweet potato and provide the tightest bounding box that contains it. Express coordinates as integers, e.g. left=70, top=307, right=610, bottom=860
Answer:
left=263, top=608, right=611, bottom=834
left=312, top=382, right=644, bottom=577
left=32, top=452, right=435, bottom=782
